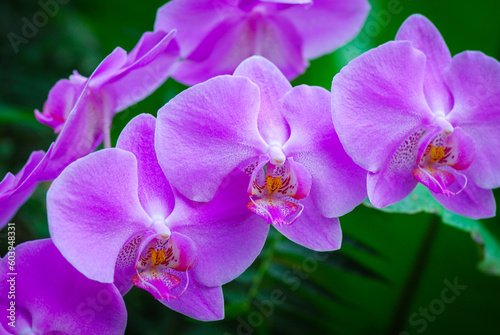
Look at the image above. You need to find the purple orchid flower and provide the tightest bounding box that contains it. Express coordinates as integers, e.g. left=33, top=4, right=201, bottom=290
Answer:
left=155, top=56, right=367, bottom=251
left=331, top=14, right=500, bottom=219
left=0, top=239, right=126, bottom=334
left=154, top=0, right=370, bottom=85
left=0, top=30, right=179, bottom=228
left=47, top=114, right=268, bottom=321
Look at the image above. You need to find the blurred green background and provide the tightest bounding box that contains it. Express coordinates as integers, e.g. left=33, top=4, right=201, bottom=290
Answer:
left=1, top=0, right=500, bottom=334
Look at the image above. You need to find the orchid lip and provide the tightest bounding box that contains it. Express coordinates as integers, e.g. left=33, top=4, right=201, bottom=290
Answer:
left=268, top=145, right=286, bottom=166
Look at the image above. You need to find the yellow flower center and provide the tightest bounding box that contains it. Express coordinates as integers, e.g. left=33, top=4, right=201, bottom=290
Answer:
left=430, top=145, right=445, bottom=163
left=266, top=176, right=282, bottom=194
left=150, top=248, right=166, bottom=266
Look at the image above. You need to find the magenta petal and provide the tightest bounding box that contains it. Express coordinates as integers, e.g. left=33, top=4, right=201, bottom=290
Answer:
left=172, top=14, right=306, bottom=84
left=39, top=83, right=105, bottom=180
left=47, top=149, right=151, bottom=283
left=274, top=196, right=342, bottom=251
left=34, top=78, right=82, bottom=133
left=367, top=126, right=438, bottom=208
left=413, top=167, right=455, bottom=195
left=368, top=168, right=418, bottom=208
left=281, top=0, right=370, bottom=59
left=169, top=170, right=269, bottom=287
left=0, top=150, right=44, bottom=227
left=102, top=30, right=179, bottom=113
left=332, top=41, right=433, bottom=173
left=255, top=15, right=307, bottom=80
left=117, top=114, right=175, bottom=219
left=0, top=239, right=127, bottom=334
left=171, top=17, right=255, bottom=85
left=234, top=56, right=292, bottom=145
left=0, top=146, right=53, bottom=228
left=156, top=75, right=267, bottom=202
left=432, top=177, right=496, bottom=219
left=283, top=85, right=366, bottom=217
left=154, top=0, right=237, bottom=57
left=445, top=51, right=500, bottom=189
left=396, top=14, right=453, bottom=114
left=161, top=280, right=224, bottom=321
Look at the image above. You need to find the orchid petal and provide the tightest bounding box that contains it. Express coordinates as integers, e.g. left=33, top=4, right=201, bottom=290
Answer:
left=117, top=114, right=175, bottom=220
left=396, top=14, right=453, bottom=114
left=274, top=196, right=342, bottom=251
left=432, top=175, right=496, bottom=219
left=47, top=149, right=151, bottom=283
left=281, top=0, right=370, bottom=59
left=155, top=0, right=238, bottom=57
left=156, top=75, right=267, bottom=202
left=283, top=85, right=367, bottom=216
left=0, top=239, right=127, bottom=335
left=331, top=41, right=433, bottom=174
left=39, top=79, right=105, bottom=180
left=161, top=280, right=224, bottom=321
left=0, top=149, right=48, bottom=228
left=34, top=78, right=82, bottom=133
left=102, top=31, right=179, bottom=113
left=234, top=56, right=292, bottom=145
left=169, top=169, right=269, bottom=287
left=445, top=51, right=500, bottom=189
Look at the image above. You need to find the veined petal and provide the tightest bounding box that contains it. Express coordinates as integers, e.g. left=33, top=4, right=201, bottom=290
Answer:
left=234, top=56, right=292, bottom=145
left=396, top=14, right=453, bottom=114
left=0, top=239, right=127, bottom=335
left=283, top=85, right=366, bottom=217
left=445, top=51, right=500, bottom=189
left=156, top=75, right=267, bottom=202
left=47, top=149, right=151, bottom=283
left=117, top=114, right=175, bottom=220
left=281, top=0, right=370, bottom=59
left=332, top=41, right=433, bottom=173
left=274, top=195, right=342, bottom=251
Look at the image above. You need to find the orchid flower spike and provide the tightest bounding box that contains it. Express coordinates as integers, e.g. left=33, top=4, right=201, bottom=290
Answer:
left=154, top=0, right=370, bottom=85
left=0, top=239, right=127, bottom=335
left=0, top=30, right=179, bottom=228
left=156, top=56, right=367, bottom=251
left=331, top=14, right=500, bottom=219
left=47, top=114, right=268, bottom=321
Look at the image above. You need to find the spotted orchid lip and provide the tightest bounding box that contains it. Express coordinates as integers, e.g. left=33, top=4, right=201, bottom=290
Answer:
left=413, top=127, right=476, bottom=196
left=247, top=156, right=311, bottom=226
left=132, top=232, right=196, bottom=300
